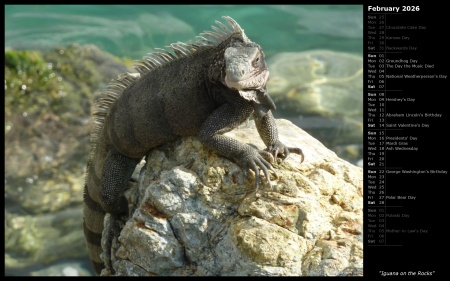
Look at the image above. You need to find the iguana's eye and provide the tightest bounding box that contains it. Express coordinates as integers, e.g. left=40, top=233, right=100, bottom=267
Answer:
left=253, top=56, right=261, bottom=67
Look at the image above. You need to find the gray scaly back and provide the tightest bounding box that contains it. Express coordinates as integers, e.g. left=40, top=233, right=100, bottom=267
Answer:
left=86, top=16, right=249, bottom=167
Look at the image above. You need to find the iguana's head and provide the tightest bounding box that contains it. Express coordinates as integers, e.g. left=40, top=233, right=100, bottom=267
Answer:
left=224, top=43, right=269, bottom=92
left=223, top=42, right=275, bottom=111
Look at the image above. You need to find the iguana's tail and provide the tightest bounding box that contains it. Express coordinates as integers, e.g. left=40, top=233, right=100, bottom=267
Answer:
left=83, top=138, right=110, bottom=275
left=83, top=184, right=106, bottom=274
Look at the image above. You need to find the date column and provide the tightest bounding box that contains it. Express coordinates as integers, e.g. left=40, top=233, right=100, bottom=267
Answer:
left=366, top=12, right=386, bottom=246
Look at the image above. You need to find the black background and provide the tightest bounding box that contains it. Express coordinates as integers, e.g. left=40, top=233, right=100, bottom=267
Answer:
left=363, top=1, right=447, bottom=278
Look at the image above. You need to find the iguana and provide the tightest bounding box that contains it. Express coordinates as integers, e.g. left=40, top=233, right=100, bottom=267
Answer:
left=83, top=16, right=304, bottom=275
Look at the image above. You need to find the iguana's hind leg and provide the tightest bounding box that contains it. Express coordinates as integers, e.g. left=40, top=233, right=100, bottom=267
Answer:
left=100, top=149, right=140, bottom=274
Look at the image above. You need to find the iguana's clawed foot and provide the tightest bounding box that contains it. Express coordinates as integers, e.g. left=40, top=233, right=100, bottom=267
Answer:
left=242, top=142, right=304, bottom=190
left=266, top=140, right=304, bottom=164
left=258, top=149, right=275, bottom=164
left=241, top=148, right=277, bottom=190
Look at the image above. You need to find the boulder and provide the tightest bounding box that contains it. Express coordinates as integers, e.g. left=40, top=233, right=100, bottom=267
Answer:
left=103, top=119, right=363, bottom=276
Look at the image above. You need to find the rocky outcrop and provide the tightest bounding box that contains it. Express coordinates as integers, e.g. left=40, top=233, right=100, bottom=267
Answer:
left=103, top=119, right=363, bottom=276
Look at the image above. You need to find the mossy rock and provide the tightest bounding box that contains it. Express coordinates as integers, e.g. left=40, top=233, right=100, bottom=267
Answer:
left=4, top=44, right=131, bottom=215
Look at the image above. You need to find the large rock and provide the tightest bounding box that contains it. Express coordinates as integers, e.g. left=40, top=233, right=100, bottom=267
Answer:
left=103, top=119, right=363, bottom=276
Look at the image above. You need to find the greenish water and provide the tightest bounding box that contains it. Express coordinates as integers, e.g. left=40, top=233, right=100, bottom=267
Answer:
left=5, top=5, right=363, bottom=59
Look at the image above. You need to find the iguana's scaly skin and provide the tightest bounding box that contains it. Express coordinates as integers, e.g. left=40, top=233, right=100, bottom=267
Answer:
left=83, top=16, right=303, bottom=275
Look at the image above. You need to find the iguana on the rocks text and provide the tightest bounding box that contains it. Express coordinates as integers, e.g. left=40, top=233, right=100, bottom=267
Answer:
left=83, top=16, right=303, bottom=275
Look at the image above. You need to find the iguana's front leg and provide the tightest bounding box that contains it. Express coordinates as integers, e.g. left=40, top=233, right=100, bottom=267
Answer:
left=253, top=102, right=304, bottom=164
left=198, top=99, right=276, bottom=188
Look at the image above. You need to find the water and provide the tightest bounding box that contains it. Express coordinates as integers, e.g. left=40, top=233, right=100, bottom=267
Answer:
left=5, top=5, right=363, bottom=276
left=5, top=5, right=363, bottom=58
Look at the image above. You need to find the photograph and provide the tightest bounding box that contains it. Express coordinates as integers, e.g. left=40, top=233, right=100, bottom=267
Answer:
left=4, top=5, right=363, bottom=276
